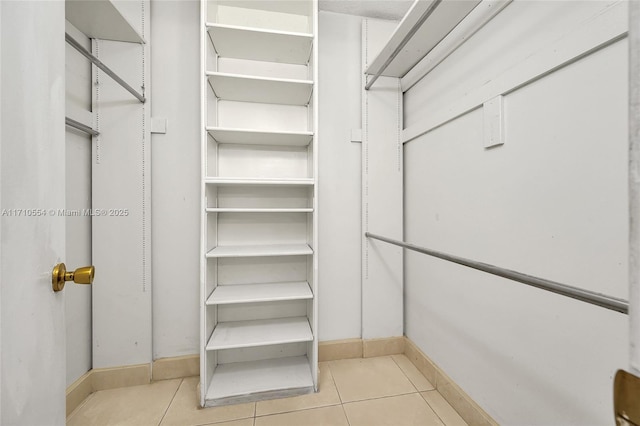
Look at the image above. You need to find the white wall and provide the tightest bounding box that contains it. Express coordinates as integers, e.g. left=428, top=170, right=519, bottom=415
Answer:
left=91, top=2, right=152, bottom=369
left=65, top=22, right=93, bottom=386
left=318, top=11, right=364, bottom=341
left=403, top=2, right=628, bottom=424
left=150, top=0, right=201, bottom=359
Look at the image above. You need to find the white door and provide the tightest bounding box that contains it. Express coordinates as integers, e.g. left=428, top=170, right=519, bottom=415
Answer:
left=1, top=1, right=68, bottom=424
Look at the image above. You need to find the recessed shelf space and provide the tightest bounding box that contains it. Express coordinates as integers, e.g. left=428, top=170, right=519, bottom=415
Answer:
left=206, top=316, right=313, bottom=350
left=207, top=281, right=312, bottom=305
left=207, top=23, right=312, bottom=65
left=216, top=100, right=310, bottom=133
left=206, top=243, right=313, bottom=258
left=206, top=356, right=314, bottom=402
left=207, top=127, right=313, bottom=146
left=207, top=72, right=313, bottom=105
left=205, top=177, right=314, bottom=186
left=207, top=185, right=312, bottom=211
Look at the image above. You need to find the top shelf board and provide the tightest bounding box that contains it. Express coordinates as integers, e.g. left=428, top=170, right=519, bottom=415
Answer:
left=66, top=0, right=145, bottom=44
left=207, top=23, right=313, bottom=65
left=365, top=0, right=481, bottom=78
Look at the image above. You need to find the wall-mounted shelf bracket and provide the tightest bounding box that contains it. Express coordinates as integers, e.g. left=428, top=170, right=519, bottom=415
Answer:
left=65, top=33, right=146, bottom=103
left=65, top=117, right=99, bottom=136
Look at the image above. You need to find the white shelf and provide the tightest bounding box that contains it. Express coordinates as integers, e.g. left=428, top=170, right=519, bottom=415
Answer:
left=206, top=356, right=313, bottom=402
left=206, top=207, right=313, bottom=213
left=207, top=281, right=312, bottom=305
left=205, top=177, right=314, bottom=186
left=207, top=127, right=313, bottom=146
left=216, top=0, right=313, bottom=17
left=365, top=0, right=480, bottom=78
left=207, top=317, right=313, bottom=350
left=206, top=243, right=313, bottom=258
left=207, top=23, right=313, bottom=65
left=207, top=72, right=313, bottom=105
left=66, top=0, right=145, bottom=43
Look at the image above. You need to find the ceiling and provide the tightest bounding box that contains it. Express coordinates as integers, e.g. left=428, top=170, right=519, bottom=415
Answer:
left=319, top=0, right=413, bottom=20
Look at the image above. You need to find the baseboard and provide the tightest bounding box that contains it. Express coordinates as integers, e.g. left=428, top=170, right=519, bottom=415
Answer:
left=319, top=338, right=362, bottom=361
left=91, top=363, right=151, bottom=391
left=67, top=337, right=495, bottom=426
left=404, top=338, right=498, bottom=426
left=152, top=354, right=199, bottom=380
left=318, top=337, right=405, bottom=361
left=363, top=336, right=405, bottom=357
left=67, top=356, right=195, bottom=416
left=66, top=371, right=93, bottom=417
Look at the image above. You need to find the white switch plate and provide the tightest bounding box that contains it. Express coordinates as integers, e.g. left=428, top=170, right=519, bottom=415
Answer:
left=351, top=128, right=362, bottom=143
left=483, top=95, right=504, bottom=148
left=151, top=117, right=167, bottom=134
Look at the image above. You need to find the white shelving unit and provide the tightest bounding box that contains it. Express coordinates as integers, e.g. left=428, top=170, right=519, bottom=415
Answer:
left=206, top=243, right=313, bottom=258
left=205, top=356, right=314, bottom=402
left=206, top=127, right=313, bottom=146
left=207, top=72, right=313, bottom=105
left=201, top=0, right=318, bottom=407
left=206, top=317, right=313, bottom=350
left=205, top=207, right=313, bottom=213
left=204, top=177, right=315, bottom=186
left=207, top=281, right=313, bottom=305
left=207, top=23, right=313, bottom=64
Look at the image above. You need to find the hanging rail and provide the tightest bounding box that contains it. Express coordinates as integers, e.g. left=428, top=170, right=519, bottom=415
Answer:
left=65, top=33, right=146, bottom=103
left=365, top=0, right=442, bottom=90
left=65, top=117, right=99, bottom=136
left=365, top=232, right=629, bottom=314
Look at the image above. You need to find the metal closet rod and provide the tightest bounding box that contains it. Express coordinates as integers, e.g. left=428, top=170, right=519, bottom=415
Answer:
left=65, top=117, right=99, bottom=136
left=365, top=232, right=629, bottom=314
left=365, top=0, right=443, bottom=91
left=65, top=33, right=146, bottom=103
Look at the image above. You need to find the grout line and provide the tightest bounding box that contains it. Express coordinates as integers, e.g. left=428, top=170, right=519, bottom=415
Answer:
left=157, top=378, right=183, bottom=426
left=419, top=390, right=448, bottom=426
left=341, top=403, right=352, bottom=426
left=254, top=401, right=343, bottom=418
left=342, top=390, right=418, bottom=406
left=390, top=354, right=421, bottom=393
left=326, top=362, right=344, bottom=404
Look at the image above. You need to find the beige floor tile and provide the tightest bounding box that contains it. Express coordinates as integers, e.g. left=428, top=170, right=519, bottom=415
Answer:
left=422, top=391, right=468, bottom=426
left=67, top=378, right=181, bottom=426
left=254, top=405, right=349, bottom=426
left=343, top=393, right=444, bottom=426
left=202, top=420, right=254, bottom=426
left=255, top=362, right=341, bottom=416
left=329, top=356, right=416, bottom=402
left=392, top=354, right=435, bottom=392
left=160, top=377, right=255, bottom=426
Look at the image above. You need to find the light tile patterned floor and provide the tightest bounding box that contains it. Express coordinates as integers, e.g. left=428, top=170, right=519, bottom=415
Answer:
left=67, top=355, right=468, bottom=426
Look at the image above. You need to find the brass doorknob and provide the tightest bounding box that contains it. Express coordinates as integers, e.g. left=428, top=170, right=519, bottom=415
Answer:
left=52, top=263, right=95, bottom=292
